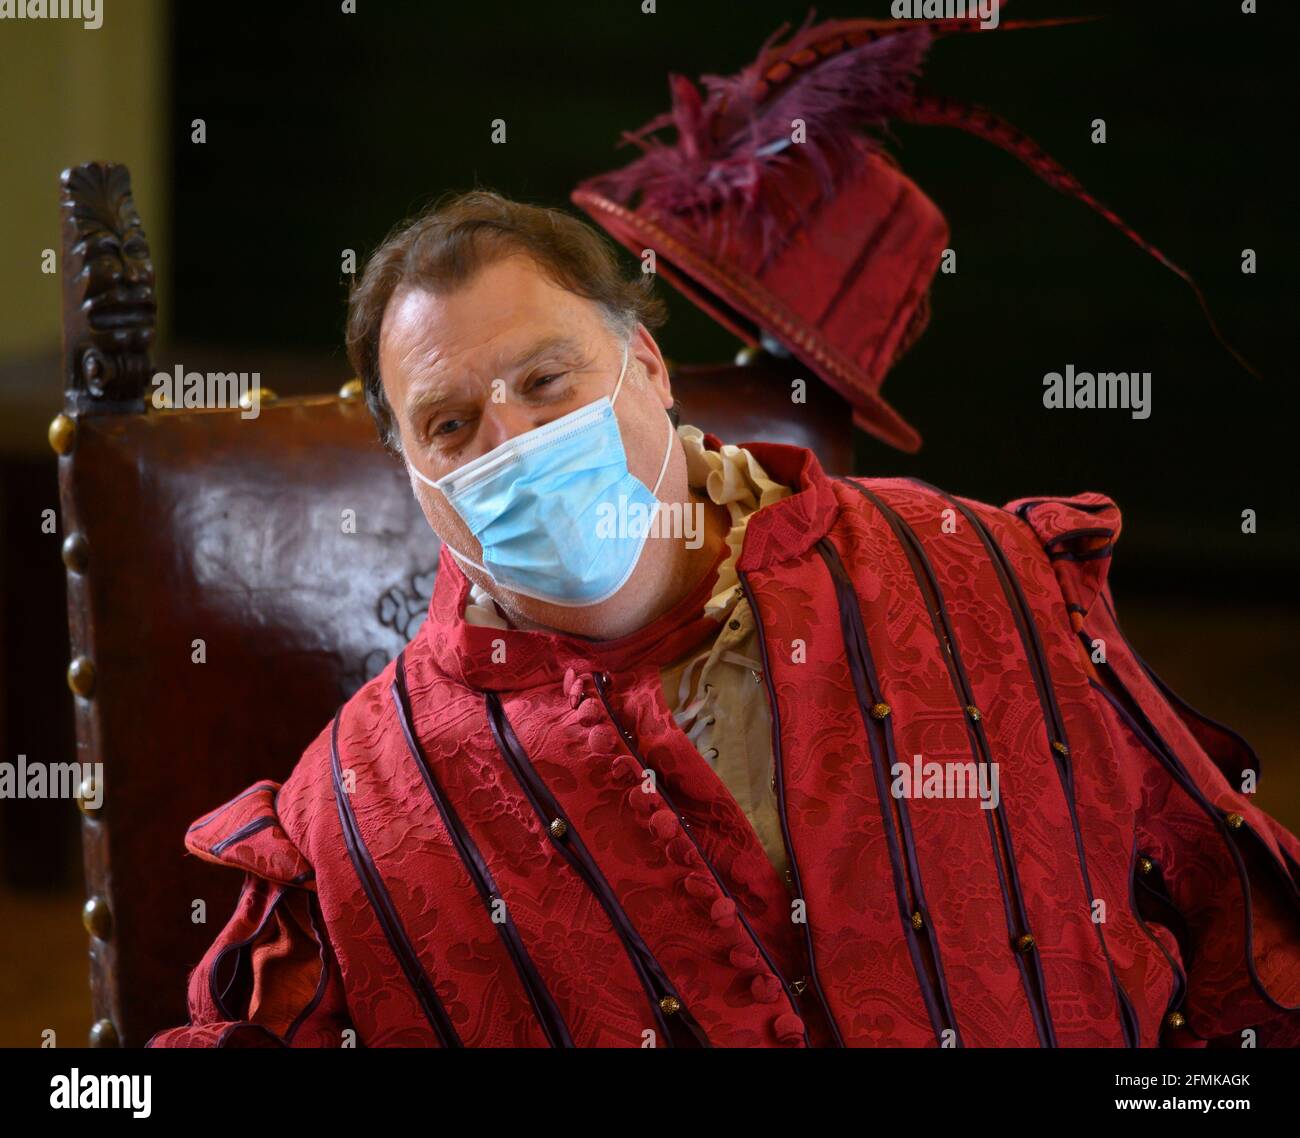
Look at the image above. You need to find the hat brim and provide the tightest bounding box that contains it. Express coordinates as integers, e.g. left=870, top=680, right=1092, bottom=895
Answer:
left=572, top=186, right=927, bottom=454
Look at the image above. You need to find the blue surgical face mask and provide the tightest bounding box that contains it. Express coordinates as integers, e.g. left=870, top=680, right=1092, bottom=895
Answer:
left=407, top=340, right=675, bottom=607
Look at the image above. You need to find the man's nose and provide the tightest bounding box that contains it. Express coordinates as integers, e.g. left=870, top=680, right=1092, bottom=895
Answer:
left=476, top=398, right=564, bottom=453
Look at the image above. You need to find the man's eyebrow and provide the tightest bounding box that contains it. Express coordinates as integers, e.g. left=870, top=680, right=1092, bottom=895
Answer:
left=507, top=333, right=588, bottom=373
left=403, top=334, right=589, bottom=421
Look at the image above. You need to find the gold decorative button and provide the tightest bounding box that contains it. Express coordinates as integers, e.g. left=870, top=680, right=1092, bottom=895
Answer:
left=965, top=705, right=982, bottom=722
left=1165, top=1011, right=1186, bottom=1030
left=67, top=656, right=96, bottom=698
left=1015, top=933, right=1035, bottom=954
left=1051, top=740, right=1070, bottom=757
left=784, top=868, right=794, bottom=885
left=88, top=1019, right=120, bottom=1048
left=869, top=702, right=891, bottom=720
left=548, top=818, right=568, bottom=839
left=48, top=413, right=76, bottom=455
left=1137, top=856, right=1154, bottom=876
left=82, top=895, right=112, bottom=940
left=911, top=911, right=924, bottom=930
left=659, top=995, right=681, bottom=1016
left=338, top=378, right=364, bottom=400
left=1226, top=813, right=1244, bottom=831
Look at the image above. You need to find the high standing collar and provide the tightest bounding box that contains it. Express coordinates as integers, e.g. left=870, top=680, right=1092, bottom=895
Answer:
left=419, top=432, right=842, bottom=691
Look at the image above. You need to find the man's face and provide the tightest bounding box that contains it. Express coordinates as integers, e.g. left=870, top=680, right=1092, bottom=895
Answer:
left=377, top=252, right=677, bottom=616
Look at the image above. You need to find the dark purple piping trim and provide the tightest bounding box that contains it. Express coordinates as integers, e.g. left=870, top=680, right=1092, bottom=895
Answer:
left=214, top=1021, right=287, bottom=1048
left=1043, top=526, right=1116, bottom=549
left=1048, top=545, right=1114, bottom=564
left=392, top=656, right=573, bottom=1048
left=840, top=478, right=1056, bottom=1045
left=1015, top=499, right=1114, bottom=520
left=1127, top=835, right=1188, bottom=1031
left=592, top=667, right=811, bottom=1048
left=738, top=567, right=850, bottom=1047
left=186, top=781, right=278, bottom=834
left=329, top=710, right=463, bottom=1046
left=208, top=815, right=277, bottom=856
left=284, top=892, right=332, bottom=1046
left=914, top=480, right=1137, bottom=1047
left=810, top=540, right=955, bottom=1046
left=1088, top=678, right=1300, bottom=1015
left=209, top=884, right=285, bottom=1022
left=1101, top=592, right=1263, bottom=785
left=484, top=691, right=688, bottom=1047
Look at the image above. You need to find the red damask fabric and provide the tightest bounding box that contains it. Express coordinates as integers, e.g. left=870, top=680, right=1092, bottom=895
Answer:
left=148, top=438, right=1300, bottom=1048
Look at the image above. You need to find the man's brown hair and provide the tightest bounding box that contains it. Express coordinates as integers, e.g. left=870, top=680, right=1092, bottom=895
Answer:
left=346, top=189, right=672, bottom=453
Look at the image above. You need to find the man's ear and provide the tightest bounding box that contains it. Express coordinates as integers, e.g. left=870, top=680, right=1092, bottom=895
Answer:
left=631, top=322, right=674, bottom=411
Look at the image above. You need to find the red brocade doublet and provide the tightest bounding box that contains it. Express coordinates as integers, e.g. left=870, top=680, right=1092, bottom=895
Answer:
left=150, top=437, right=1300, bottom=1048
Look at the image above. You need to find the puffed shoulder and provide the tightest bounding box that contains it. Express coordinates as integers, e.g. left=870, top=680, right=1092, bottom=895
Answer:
left=1003, top=491, right=1121, bottom=619
left=183, top=780, right=315, bottom=889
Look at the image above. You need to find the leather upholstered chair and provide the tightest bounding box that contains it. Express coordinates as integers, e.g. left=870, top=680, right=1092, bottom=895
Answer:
left=52, top=162, right=853, bottom=1046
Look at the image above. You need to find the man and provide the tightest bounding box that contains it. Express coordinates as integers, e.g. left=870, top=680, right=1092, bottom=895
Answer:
left=151, top=11, right=1298, bottom=1047
left=148, top=188, right=1299, bottom=1048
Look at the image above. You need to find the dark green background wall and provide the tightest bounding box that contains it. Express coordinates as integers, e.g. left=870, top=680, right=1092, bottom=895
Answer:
left=169, top=0, right=1298, bottom=597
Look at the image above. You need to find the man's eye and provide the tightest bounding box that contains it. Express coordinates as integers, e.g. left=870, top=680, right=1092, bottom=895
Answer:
left=433, top=418, right=465, bottom=437
left=531, top=373, right=565, bottom=391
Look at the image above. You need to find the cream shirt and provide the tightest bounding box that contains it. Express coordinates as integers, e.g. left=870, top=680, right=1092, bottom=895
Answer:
left=463, top=423, right=793, bottom=880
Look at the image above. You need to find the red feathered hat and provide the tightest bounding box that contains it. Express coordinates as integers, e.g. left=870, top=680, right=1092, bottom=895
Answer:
left=572, top=10, right=1249, bottom=453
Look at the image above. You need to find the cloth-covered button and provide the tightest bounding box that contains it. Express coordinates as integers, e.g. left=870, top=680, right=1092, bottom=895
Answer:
left=750, top=973, right=781, bottom=1003
left=588, top=723, right=622, bottom=757
left=730, top=943, right=760, bottom=969
left=773, top=1012, right=805, bottom=1046
left=576, top=700, right=605, bottom=727
left=711, top=897, right=737, bottom=929
left=682, top=873, right=714, bottom=900
left=649, top=809, right=680, bottom=841
left=626, top=786, right=656, bottom=815
left=610, top=755, right=639, bottom=784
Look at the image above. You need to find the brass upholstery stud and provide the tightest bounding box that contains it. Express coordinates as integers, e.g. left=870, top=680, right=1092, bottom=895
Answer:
left=48, top=413, right=76, bottom=455
left=62, top=533, right=90, bottom=573
left=67, top=656, right=96, bottom=698
left=338, top=378, right=364, bottom=400
left=82, top=895, right=112, bottom=940
left=734, top=345, right=762, bottom=367
left=239, top=388, right=277, bottom=411
left=77, top=773, right=101, bottom=816
left=88, top=1019, right=120, bottom=1048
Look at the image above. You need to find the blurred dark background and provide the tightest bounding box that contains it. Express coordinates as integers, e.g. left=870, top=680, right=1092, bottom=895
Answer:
left=0, top=0, right=1295, bottom=1044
